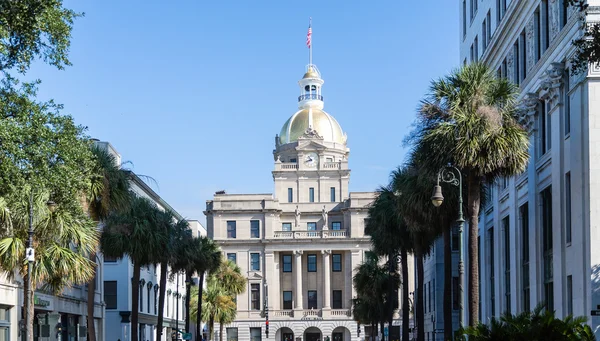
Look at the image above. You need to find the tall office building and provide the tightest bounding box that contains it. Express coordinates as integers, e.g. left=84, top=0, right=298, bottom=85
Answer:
left=458, top=0, right=600, bottom=337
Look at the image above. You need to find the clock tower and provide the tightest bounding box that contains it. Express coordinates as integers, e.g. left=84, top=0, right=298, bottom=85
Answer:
left=273, top=64, right=350, bottom=204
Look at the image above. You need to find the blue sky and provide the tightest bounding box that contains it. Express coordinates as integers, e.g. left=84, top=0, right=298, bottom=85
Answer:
left=28, top=1, right=459, bottom=224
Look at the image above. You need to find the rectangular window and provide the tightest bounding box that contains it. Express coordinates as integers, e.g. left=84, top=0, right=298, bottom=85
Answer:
left=227, top=221, right=236, bottom=238
left=503, top=216, right=511, bottom=313
left=330, top=187, right=336, bottom=202
left=520, top=30, right=527, bottom=81
left=283, top=291, right=293, bottom=309
left=566, top=172, right=572, bottom=244
left=540, top=99, right=550, bottom=156
left=543, top=0, right=550, bottom=51
left=282, top=223, right=292, bottom=231
left=251, top=284, right=260, bottom=310
left=452, top=276, right=459, bottom=310
left=332, top=254, right=342, bottom=272
left=452, top=227, right=459, bottom=251
left=487, top=10, right=492, bottom=40
left=489, top=227, right=495, bottom=317
left=104, top=281, right=117, bottom=309
left=496, top=0, right=506, bottom=24
left=226, top=328, right=238, bottom=341
left=513, top=42, right=520, bottom=85
left=250, top=220, right=260, bottom=238
left=542, top=186, right=554, bottom=311
left=567, top=275, right=573, bottom=316
left=564, top=69, right=571, bottom=135
left=309, top=188, right=315, bottom=203
left=307, top=222, right=317, bottom=231
left=251, top=253, right=260, bottom=271
left=333, top=290, right=343, bottom=309
left=502, top=58, right=507, bottom=78
left=307, top=254, right=317, bottom=272
left=463, top=0, right=467, bottom=37
left=332, top=222, right=342, bottom=231
left=288, top=188, right=293, bottom=203
left=470, top=43, right=475, bottom=63
left=560, top=0, right=568, bottom=28
left=308, top=290, right=318, bottom=309
left=140, top=286, right=143, bottom=312
left=0, top=306, right=9, bottom=341
left=250, top=327, right=262, bottom=341
left=520, top=203, right=530, bottom=312
left=535, top=9, right=541, bottom=61
left=282, top=255, right=292, bottom=272
left=432, top=279, right=435, bottom=311
left=474, top=36, right=479, bottom=62
left=482, top=19, right=487, bottom=51
left=104, top=255, right=117, bottom=263
left=290, top=158, right=297, bottom=163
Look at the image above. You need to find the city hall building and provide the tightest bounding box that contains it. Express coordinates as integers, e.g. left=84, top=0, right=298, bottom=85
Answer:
left=205, top=64, right=413, bottom=341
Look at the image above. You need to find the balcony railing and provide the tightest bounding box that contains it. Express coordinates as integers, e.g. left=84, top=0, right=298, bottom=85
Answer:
left=330, top=309, right=351, bottom=317
left=273, top=229, right=348, bottom=239
left=298, top=94, right=324, bottom=102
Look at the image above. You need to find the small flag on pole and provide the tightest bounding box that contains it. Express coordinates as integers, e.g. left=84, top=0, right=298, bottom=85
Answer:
left=306, top=20, right=312, bottom=48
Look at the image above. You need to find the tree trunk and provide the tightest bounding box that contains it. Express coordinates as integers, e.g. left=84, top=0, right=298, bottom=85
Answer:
left=401, top=248, right=410, bottom=341
left=208, top=316, right=215, bottom=341
left=467, top=175, right=481, bottom=326
left=380, top=322, right=385, bottom=341
left=443, top=225, right=452, bottom=341
left=219, top=321, right=224, bottom=341
left=371, top=323, right=375, bottom=340
left=196, top=272, right=206, bottom=341
left=416, top=251, right=424, bottom=341
left=132, top=262, right=141, bottom=341
left=156, top=261, right=168, bottom=341
left=387, top=254, right=396, bottom=329
left=185, top=274, right=191, bottom=334
left=87, top=253, right=97, bottom=341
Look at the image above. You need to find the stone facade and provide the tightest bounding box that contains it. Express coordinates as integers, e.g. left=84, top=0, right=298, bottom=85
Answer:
left=458, top=0, right=600, bottom=338
left=205, top=65, right=414, bottom=341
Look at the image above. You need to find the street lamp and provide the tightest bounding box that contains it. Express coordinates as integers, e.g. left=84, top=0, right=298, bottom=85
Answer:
left=431, top=165, right=464, bottom=328
left=24, top=194, right=57, bottom=341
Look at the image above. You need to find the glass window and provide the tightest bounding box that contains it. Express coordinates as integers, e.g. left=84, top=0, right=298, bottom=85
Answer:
left=226, top=328, right=238, bottom=341
left=282, top=223, right=292, bottom=231
left=288, top=188, right=293, bottom=203
left=227, top=253, right=237, bottom=264
left=104, top=255, right=117, bottom=262
left=227, top=221, right=236, bottom=238
left=251, top=253, right=260, bottom=271
left=567, top=275, right=573, bottom=316
left=566, top=172, right=572, bottom=243
left=0, top=306, right=10, bottom=341
left=282, top=255, right=292, bottom=272
left=251, top=220, right=260, bottom=238
left=330, top=187, right=336, bottom=202
left=331, top=222, right=342, bottom=230
left=332, top=290, right=343, bottom=309
left=309, top=188, right=315, bottom=203
left=565, top=69, right=571, bottom=135
left=307, top=222, right=317, bottom=231
left=104, top=281, right=117, bottom=309
left=503, top=216, right=511, bottom=313
left=251, top=284, right=260, bottom=310
left=308, top=290, right=318, bottom=309
left=332, top=254, right=342, bottom=272
left=520, top=203, right=530, bottom=312
left=283, top=291, right=293, bottom=309
left=307, top=254, right=317, bottom=272
left=250, top=327, right=262, bottom=341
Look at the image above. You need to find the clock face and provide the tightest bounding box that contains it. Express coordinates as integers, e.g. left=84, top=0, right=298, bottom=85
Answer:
left=304, top=152, right=319, bottom=167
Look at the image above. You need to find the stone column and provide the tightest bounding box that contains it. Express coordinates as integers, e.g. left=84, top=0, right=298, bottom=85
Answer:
left=294, top=250, right=303, bottom=310
left=265, top=251, right=279, bottom=310
left=322, top=250, right=331, bottom=309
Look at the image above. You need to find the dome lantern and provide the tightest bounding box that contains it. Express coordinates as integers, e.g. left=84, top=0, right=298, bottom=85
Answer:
left=298, top=64, right=324, bottom=110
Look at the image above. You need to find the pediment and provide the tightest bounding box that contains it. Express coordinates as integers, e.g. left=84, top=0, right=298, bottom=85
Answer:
left=296, top=140, right=328, bottom=151
left=249, top=272, right=263, bottom=279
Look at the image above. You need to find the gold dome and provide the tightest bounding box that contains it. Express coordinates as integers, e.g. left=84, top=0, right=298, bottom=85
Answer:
left=279, top=108, right=346, bottom=145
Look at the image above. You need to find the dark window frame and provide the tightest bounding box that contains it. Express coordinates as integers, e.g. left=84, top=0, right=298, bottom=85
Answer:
left=332, top=290, right=343, bottom=309
left=307, top=254, right=317, bottom=272
left=283, top=291, right=293, bottom=309
left=282, top=255, right=292, bottom=272
left=251, top=283, right=260, bottom=310
left=104, top=281, right=118, bottom=310
left=309, top=187, right=315, bottom=203
left=227, top=221, right=237, bottom=238
left=282, top=223, right=292, bottom=231
left=332, top=222, right=342, bottom=231
left=227, top=253, right=237, bottom=264
left=332, top=254, right=342, bottom=272
left=250, top=253, right=260, bottom=271
left=250, top=220, right=260, bottom=238
left=307, top=290, right=318, bottom=309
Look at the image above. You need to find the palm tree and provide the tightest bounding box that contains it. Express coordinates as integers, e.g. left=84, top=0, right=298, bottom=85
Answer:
left=84, top=145, right=131, bottom=341
left=417, top=63, right=529, bottom=325
left=100, top=196, right=168, bottom=341
left=195, top=280, right=236, bottom=341
left=0, top=188, right=98, bottom=341
left=365, top=182, right=409, bottom=340
left=193, top=237, right=222, bottom=341
left=213, top=260, right=246, bottom=341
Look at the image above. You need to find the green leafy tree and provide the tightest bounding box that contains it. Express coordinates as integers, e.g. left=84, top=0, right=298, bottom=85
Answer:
left=0, top=188, right=98, bottom=341
left=457, top=304, right=596, bottom=341
left=84, top=145, right=131, bottom=341
left=100, top=196, right=169, bottom=341
left=0, top=0, right=82, bottom=73
left=416, top=63, right=529, bottom=326
left=154, top=209, right=178, bottom=341
left=566, top=1, right=600, bottom=75
left=213, top=260, right=246, bottom=341
left=192, top=237, right=222, bottom=341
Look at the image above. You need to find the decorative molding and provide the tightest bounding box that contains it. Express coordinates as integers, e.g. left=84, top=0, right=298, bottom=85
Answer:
left=539, top=62, right=564, bottom=108
left=518, top=92, right=539, bottom=132
left=321, top=250, right=331, bottom=255
left=298, top=127, right=323, bottom=140
left=294, top=250, right=304, bottom=256
left=526, top=18, right=536, bottom=71
left=549, top=0, right=560, bottom=42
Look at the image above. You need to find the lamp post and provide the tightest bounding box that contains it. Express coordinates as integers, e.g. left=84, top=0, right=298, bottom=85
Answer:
left=431, top=165, right=464, bottom=328
left=24, top=192, right=57, bottom=341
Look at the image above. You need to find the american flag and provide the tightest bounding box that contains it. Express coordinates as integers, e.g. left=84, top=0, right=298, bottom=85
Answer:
left=306, top=23, right=312, bottom=48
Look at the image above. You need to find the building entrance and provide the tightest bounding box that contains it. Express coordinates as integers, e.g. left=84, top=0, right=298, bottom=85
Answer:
left=306, top=333, right=321, bottom=341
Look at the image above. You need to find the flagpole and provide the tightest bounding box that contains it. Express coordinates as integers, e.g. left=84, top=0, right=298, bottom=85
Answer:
left=309, top=17, right=312, bottom=66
